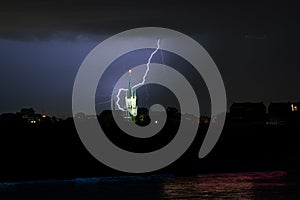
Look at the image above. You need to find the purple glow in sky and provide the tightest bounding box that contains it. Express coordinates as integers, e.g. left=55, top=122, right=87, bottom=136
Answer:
left=0, top=1, right=295, bottom=117
left=0, top=36, right=100, bottom=117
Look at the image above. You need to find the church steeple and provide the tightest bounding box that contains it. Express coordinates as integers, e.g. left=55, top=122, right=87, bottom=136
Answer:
left=128, top=69, right=132, bottom=97
left=127, top=69, right=133, bottom=97
left=124, top=68, right=138, bottom=119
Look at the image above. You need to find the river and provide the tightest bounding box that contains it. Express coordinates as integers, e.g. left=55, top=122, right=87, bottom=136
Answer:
left=0, top=171, right=296, bottom=199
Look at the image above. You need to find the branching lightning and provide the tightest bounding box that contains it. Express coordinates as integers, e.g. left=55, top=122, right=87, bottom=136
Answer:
left=132, top=39, right=160, bottom=90
left=115, top=88, right=128, bottom=111
left=115, top=39, right=161, bottom=111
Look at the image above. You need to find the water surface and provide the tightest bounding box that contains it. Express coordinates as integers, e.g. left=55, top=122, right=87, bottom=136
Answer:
left=0, top=171, right=292, bottom=199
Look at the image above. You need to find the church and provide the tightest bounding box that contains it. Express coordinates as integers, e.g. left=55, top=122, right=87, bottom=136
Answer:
left=124, top=69, right=138, bottom=120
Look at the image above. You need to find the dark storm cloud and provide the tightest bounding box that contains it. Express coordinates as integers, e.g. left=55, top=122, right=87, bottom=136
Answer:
left=0, top=0, right=289, bottom=40
left=0, top=1, right=294, bottom=116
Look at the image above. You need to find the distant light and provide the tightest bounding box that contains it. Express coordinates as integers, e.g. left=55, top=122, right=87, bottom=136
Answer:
left=155, top=120, right=158, bottom=124
left=42, top=114, right=46, bottom=118
left=129, top=69, right=132, bottom=73
left=291, top=104, right=298, bottom=112
left=30, top=120, right=36, bottom=124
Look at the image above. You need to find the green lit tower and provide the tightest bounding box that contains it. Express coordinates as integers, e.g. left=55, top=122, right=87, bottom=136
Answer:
left=125, top=69, right=138, bottom=120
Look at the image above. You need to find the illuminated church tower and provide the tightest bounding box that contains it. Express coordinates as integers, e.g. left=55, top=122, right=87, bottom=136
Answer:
left=125, top=69, right=138, bottom=119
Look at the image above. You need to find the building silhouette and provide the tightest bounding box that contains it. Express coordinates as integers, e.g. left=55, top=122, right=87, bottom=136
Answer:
left=229, top=102, right=266, bottom=125
left=268, top=102, right=300, bottom=125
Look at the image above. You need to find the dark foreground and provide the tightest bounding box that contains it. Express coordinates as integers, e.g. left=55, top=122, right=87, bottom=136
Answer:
left=0, top=109, right=299, bottom=181
left=0, top=171, right=297, bottom=200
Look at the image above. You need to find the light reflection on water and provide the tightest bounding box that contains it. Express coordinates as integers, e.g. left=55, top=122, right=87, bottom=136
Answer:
left=162, top=171, right=287, bottom=199
left=0, top=171, right=288, bottom=200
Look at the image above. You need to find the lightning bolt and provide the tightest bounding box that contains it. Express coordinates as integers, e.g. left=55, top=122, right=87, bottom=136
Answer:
left=132, top=39, right=160, bottom=90
left=115, top=39, right=160, bottom=111
left=115, top=88, right=128, bottom=111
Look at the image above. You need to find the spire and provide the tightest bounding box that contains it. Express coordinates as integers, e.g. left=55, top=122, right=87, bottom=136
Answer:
left=124, top=68, right=138, bottom=119
left=128, top=69, right=133, bottom=97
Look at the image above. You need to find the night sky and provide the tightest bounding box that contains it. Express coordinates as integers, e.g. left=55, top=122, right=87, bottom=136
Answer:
left=0, top=1, right=294, bottom=117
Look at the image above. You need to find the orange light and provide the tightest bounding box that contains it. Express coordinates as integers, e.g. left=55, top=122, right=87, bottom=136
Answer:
left=129, top=69, right=132, bottom=73
left=42, top=114, right=46, bottom=118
